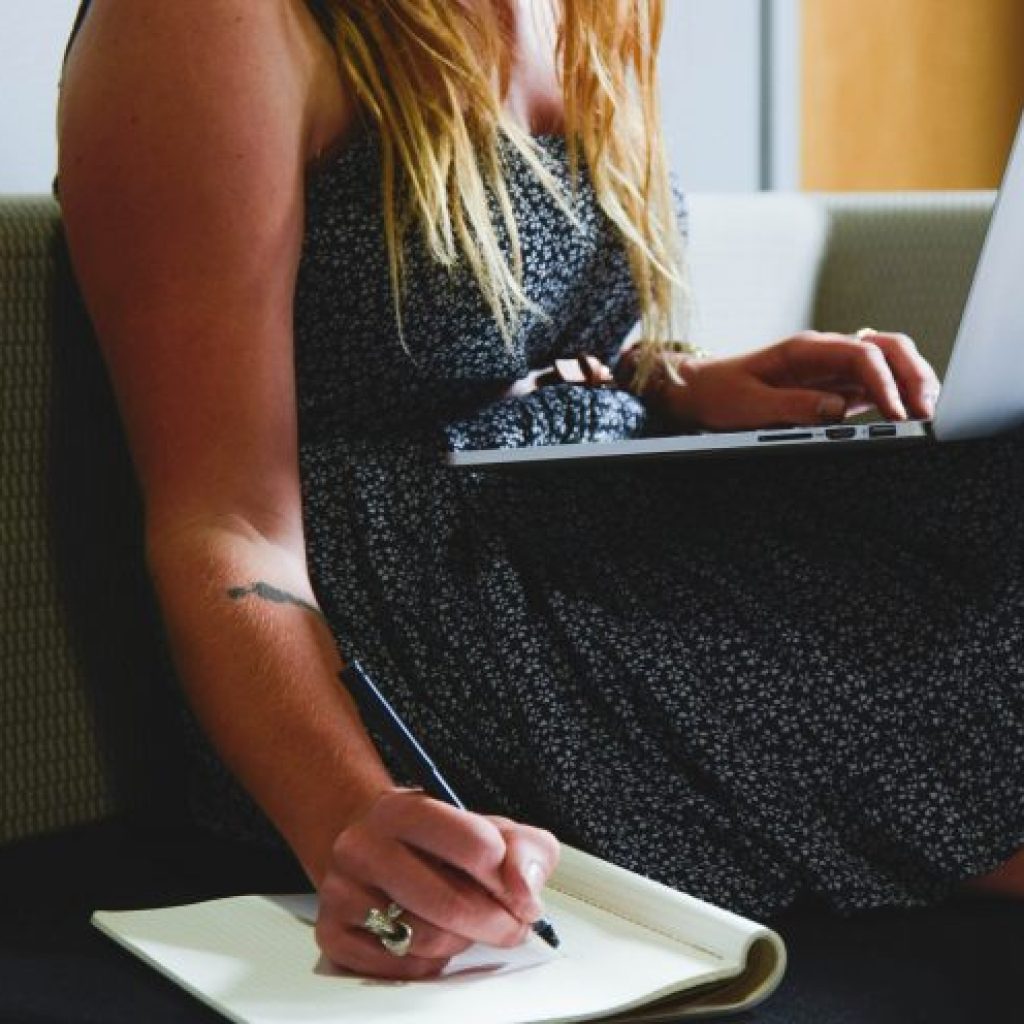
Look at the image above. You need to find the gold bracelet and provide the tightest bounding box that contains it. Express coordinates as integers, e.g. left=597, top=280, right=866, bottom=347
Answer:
left=656, top=340, right=713, bottom=360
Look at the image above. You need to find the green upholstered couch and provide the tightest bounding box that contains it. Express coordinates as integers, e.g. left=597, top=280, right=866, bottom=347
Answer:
left=3, top=192, right=1020, bottom=1024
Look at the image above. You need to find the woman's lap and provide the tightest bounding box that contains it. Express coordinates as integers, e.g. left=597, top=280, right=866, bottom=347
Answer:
left=183, top=424, right=1024, bottom=917
left=420, top=424, right=1024, bottom=914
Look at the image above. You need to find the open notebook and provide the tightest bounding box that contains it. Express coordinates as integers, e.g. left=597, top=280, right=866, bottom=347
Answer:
left=92, top=843, right=786, bottom=1023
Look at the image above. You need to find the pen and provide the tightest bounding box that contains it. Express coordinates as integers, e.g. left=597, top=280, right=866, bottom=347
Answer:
left=339, top=658, right=560, bottom=949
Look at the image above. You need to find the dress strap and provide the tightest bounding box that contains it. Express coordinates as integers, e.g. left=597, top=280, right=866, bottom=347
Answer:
left=62, top=0, right=92, bottom=68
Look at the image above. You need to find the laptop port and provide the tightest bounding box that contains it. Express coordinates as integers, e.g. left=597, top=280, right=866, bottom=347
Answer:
left=826, top=427, right=857, bottom=440
left=868, top=424, right=899, bottom=438
left=758, top=431, right=814, bottom=443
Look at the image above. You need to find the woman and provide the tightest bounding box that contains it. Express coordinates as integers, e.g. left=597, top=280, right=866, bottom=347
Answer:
left=57, top=0, right=1023, bottom=981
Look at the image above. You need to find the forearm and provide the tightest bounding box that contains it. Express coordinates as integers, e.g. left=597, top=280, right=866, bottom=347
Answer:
left=146, top=521, right=394, bottom=886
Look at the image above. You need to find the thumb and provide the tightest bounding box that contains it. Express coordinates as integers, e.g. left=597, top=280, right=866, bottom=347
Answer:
left=749, top=384, right=847, bottom=427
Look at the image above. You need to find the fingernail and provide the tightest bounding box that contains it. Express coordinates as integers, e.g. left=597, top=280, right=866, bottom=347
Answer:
left=514, top=862, right=546, bottom=923
left=525, top=861, right=545, bottom=897
left=818, top=396, right=845, bottom=421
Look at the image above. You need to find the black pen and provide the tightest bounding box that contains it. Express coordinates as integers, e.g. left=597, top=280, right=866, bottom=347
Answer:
left=339, top=658, right=560, bottom=949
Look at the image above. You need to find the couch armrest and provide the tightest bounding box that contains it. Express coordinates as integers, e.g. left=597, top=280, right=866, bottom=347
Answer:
left=814, top=192, right=995, bottom=376
left=2, top=197, right=185, bottom=848
left=0, top=197, right=124, bottom=843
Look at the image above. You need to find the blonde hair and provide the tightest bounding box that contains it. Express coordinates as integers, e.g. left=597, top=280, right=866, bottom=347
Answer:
left=326, top=0, right=686, bottom=384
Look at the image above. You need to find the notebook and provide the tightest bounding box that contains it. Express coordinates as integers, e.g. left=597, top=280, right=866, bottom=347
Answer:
left=92, top=842, right=786, bottom=1023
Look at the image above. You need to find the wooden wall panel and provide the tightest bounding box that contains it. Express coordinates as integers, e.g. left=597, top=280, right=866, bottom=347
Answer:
left=802, top=0, right=1024, bottom=190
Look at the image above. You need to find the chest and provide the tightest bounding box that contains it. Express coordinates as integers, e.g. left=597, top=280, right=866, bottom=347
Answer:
left=290, top=135, right=637, bottom=443
left=307, top=0, right=566, bottom=165
left=502, top=0, right=565, bottom=135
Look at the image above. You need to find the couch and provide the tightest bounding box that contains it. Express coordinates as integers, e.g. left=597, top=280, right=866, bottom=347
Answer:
left=2, top=191, right=1020, bottom=1023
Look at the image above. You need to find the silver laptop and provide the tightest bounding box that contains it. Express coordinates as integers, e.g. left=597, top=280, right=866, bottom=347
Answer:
left=449, top=110, right=1024, bottom=469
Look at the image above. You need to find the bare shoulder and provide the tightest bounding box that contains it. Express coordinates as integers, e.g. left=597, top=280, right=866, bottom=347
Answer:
left=60, top=0, right=349, bottom=171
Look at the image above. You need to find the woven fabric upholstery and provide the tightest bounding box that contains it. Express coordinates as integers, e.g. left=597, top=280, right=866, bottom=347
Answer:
left=0, top=198, right=121, bottom=842
left=2, top=197, right=187, bottom=847
left=814, top=193, right=995, bottom=375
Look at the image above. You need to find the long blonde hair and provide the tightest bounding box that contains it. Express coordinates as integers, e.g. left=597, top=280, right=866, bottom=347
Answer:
left=325, top=0, right=685, bottom=381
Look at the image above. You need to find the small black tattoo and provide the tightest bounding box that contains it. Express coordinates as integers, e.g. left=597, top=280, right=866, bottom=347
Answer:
left=227, top=582, right=328, bottom=623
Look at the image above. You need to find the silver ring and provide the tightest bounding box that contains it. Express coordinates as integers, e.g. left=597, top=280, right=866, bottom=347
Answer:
left=855, top=327, right=879, bottom=341
left=363, top=902, right=414, bottom=957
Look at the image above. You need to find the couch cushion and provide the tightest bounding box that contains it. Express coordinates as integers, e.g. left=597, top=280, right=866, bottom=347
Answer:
left=685, top=194, right=828, bottom=356
left=814, top=192, right=994, bottom=376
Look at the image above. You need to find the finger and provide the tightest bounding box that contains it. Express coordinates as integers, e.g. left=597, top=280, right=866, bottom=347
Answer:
left=315, top=912, right=452, bottom=980
left=487, top=819, right=560, bottom=923
left=861, top=332, right=941, bottom=418
left=843, top=398, right=876, bottom=418
left=369, top=792, right=508, bottom=896
left=761, top=335, right=908, bottom=420
left=338, top=833, right=529, bottom=948
left=743, top=382, right=849, bottom=427
left=318, top=874, right=474, bottom=960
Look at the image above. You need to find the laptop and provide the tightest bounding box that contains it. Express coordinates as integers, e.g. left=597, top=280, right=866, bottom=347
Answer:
left=449, top=110, right=1024, bottom=469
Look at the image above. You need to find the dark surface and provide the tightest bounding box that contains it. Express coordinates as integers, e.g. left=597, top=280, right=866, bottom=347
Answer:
left=0, top=820, right=306, bottom=1024
left=763, top=895, right=1023, bottom=1023
left=1, top=820, right=1021, bottom=1023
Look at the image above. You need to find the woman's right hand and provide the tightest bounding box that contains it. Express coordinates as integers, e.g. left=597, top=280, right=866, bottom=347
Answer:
left=315, top=788, right=560, bottom=979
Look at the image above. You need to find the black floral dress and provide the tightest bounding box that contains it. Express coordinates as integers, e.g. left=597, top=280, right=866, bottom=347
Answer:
left=279, top=130, right=1024, bottom=920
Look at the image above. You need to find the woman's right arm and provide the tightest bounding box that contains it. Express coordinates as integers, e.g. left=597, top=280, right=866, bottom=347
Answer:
left=58, top=0, right=555, bottom=978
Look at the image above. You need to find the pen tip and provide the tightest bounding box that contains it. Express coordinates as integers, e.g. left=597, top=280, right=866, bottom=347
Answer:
left=533, top=918, right=560, bottom=949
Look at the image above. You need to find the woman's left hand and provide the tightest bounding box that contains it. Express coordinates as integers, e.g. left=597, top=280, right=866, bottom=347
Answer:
left=656, top=330, right=941, bottom=431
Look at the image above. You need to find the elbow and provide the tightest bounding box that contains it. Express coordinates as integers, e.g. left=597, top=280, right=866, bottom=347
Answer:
left=144, top=509, right=309, bottom=587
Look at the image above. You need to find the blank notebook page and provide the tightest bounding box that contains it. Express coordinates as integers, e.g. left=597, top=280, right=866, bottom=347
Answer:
left=93, top=888, right=729, bottom=1024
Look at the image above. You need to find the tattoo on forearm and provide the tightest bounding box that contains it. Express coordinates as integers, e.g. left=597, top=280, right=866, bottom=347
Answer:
left=227, top=582, right=328, bottom=623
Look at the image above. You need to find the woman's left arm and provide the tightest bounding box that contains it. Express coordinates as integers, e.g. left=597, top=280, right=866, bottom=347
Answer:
left=628, top=330, right=942, bottom=431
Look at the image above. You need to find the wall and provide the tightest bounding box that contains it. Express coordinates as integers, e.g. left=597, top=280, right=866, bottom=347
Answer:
left=0, top=0, right=80, bottom=194
left=0, top=0, right=778, bottom=195
left=803, top=0, right=1024, bottom=190
left=659, top=0, right=766, bottom=192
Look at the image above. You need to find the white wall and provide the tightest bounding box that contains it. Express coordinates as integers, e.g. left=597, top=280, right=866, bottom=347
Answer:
left=0, top=0, right=80, bottom=194
left=0, top=0, right=797, bottom=195
left=660, top=0, right=764, bottom=192
left=660, top=0, right=802, bottom=192
left=767, top=0, right=802, bottom=190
